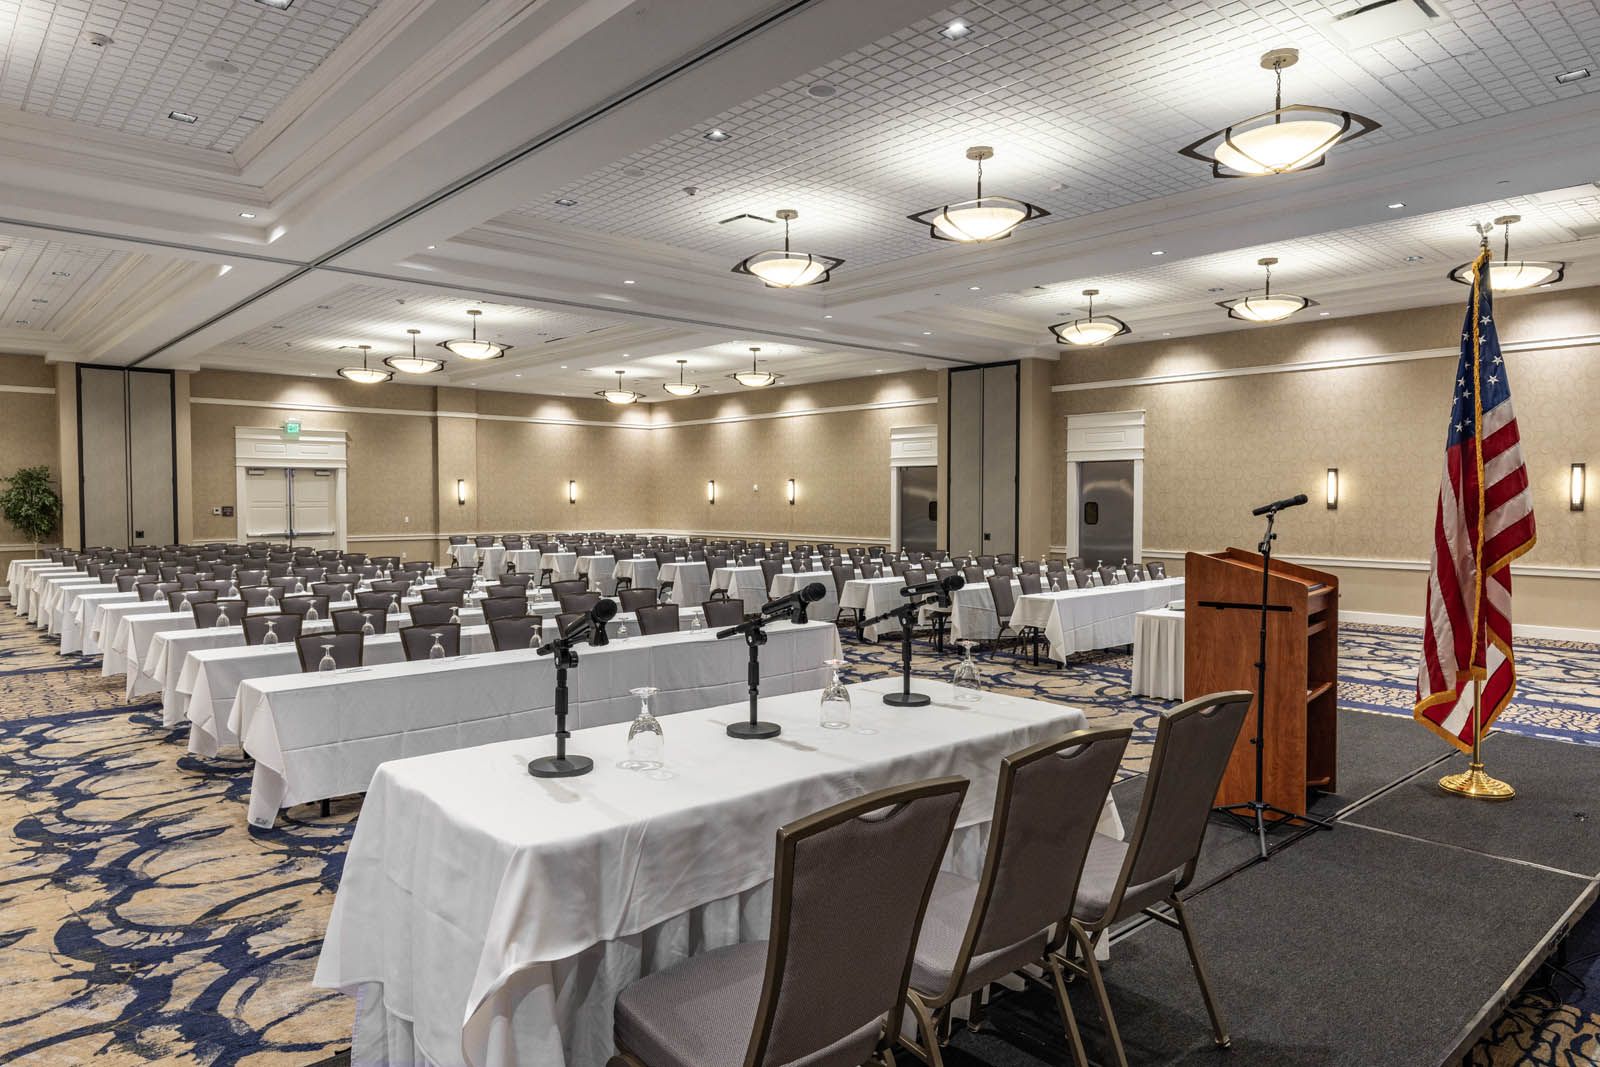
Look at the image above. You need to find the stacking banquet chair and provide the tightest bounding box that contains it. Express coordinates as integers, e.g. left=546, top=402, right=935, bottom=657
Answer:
left=1018, top=572, right=1044, bottom=595
left=831, top=564, right=860, bottom=628
left=1147, top=561, right=1168, bottom=580
left=333, top=608, right=387, bottom=635
left=497, top=572, right=533, bottom=589
left=984, top=575, right=1022, bottom=655
left=484, top=582, right=526, bottom=599
left=1055, top=691, right=1253, bottom=1066
left=489, top=615, right=542, bottom=651
left=634, top=603, right=680, bottom=635
left=1020, top=560, right=1041, bottom=576
left=295, top=632, right=363, bottom=672
left=480, top=596, right=528, bottom=622
left=618, top=587, right=658, bottom=614
left=420, top=588, right=465, bottom=607
left=192, top=601, right=241, bottom=628
left=448, top=535, right=468, bottom=546
left=900, top=728, right=1130, bottom=1067
left=400, top=623, right=461, bottom=661
left=759, top=558, right=785, bottom=595
left=408, top=602, right=456, bottom=627
left=279, top=594, right=331, bottom=621
left=1071, top=566, right=1094, bottom=591
left=560, top=592, right=602, bottom=616
left=473, top=534, right=496, bottom=548
left=356, top=591, right=396, bottom=612
left=239, top=586, right=276, bottom=608
left=435, top=575, right=474, bottom=592
left=167, top=589, right=218, bottom=612
left=1124, top=563, right=1146, bottom=583
left=608, top=777, right=969, bottom=1067
left=701, top=598, right=745, bottom=628
left=549, top=579, right=587, bottom=602
left=1097, top=564, right=1120, bottom=587
left=243, top=614, right=302, bottom=646
left=371, top=578, right=412, bottom=596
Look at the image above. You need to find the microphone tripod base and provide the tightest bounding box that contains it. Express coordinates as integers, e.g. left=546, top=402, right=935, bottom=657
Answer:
left=528, top=754, right=594, bottom=778
left=883, top=691, right=931, bottom=708
left=727, top=720, right=782, bottom=740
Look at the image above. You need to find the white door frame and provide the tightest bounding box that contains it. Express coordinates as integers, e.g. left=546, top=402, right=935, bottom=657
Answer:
left=1063, top=411, right=1145, bottom=562
left=234, top=427, right=350, bottom=549
left=888, top=424, right=938, bottom=550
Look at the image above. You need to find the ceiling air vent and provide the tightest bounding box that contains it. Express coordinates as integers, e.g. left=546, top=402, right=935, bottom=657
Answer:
left=717, top=213, right=777, bottom=233
left=1320, top=0, right=1448, bottom=50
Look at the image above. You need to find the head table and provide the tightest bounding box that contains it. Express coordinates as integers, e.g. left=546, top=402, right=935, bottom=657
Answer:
left=229, top=619, right=842, bottom=827
left=313, top=677, right=1122, bottom=1067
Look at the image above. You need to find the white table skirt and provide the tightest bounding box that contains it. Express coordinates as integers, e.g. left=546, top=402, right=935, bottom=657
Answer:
left=612, top=558, right=664, bottom=592
left=710, top=564, right=790, bottom=610
left=659, top=561, right=710, bottom=607
left=6, top=559, right=64, bottom=609
left=314, top=676, right=1120, bottom=1067
left=540, top=552, right=579, bottom=581
left=99, top=601, right=181, bottom=677
left=578, top=555, right=617, bottom=595
left=232, top=620, right=842, bottom=827
left=36, top=575, right=100, bottom=630
left=18, top=566, right=75, bottom=620
left=1132, top=608, right=1186, bottom=700
left=767, top=571, right=840, bottom=625
left=838, top=576, right=912, bottom=641
left=63, top=590, right=137, bottom=654
left=1010, top=579, right=1187, bottom=660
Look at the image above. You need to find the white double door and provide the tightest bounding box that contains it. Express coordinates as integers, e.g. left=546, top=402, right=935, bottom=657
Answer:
left=242, top=467, right=339, bottom=549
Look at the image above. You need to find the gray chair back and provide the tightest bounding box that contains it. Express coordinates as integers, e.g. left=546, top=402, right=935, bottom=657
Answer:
left=962, top=565, right=985, bottom=585
left=191, top=601, right=241, bottom=628
left=1097, top=565, right=1119, bottom=587
left=408, top=602, right=456, bottom=627
left=355, top=591, right=395, bottom=612
left=139, top=580, right=173, bottom=602
left=1098, top=691, right=1252, bottom=928
left=167, top=589, right=217, bottom=612
left=759, top=559, right=784, bottom=592
left=1147, top=561, right=1167, bottom=579
left=489, top=616, right=542, bottom=651
left=333, top=608, right=387, bottom=635
left=830, top=564, right=856, bottom=600
left=279, top=594, right=330, bottom=619
left=435, top=575, right=474, bottom=591
left=1017, top=572, right=1043, bottom=595
left=481, top=596, right=527, bottom=622
left=484, top=583, right=525, bottom=599
left=1071, top=566, right=1093, bottom=590
left=371, top=579, right=412, bottom=595
left=448, top=535, right=467, bottom=545
left=295, top=632, right=363, bottom=672
left=420, top=588, right=465, bottom=606
left=635, top=604, right=680, bottom=635
left=747, top=777, right=968, bottom=1067
left=497, top=572, right=533, bottom=589
left=400, top=623, right=460, bottom=661
left=985, top=574, right=1017, bottom=623
left=559, top=592, right=602, bottom=615
left=549, top=579, right=587, bottom=600
left=701, top=599, right=744, bottom=628
left=618, top=587, right=657, bottom=614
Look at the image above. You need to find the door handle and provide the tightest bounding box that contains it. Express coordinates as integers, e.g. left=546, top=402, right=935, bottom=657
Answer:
left=927, top=501, right=937, bottom=522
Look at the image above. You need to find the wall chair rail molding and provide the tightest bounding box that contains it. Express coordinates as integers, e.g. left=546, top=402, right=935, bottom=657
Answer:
left=1051, top=332, right=1600, bottom=393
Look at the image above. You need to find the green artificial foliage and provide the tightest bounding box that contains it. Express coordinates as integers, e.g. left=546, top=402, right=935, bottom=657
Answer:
left=0, top=466, right=62, bottom=554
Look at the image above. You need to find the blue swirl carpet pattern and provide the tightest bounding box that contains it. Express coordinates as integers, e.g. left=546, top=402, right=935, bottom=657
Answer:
left=0, top=605, right=1595, bottom=1065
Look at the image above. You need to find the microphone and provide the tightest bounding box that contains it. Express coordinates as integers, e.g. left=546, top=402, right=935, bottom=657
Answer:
left=758, top=581, right=826, bottom=622
left=1252, top=493, right=1308, bottom=516
left=900, top=573, right=965, bottom=600
left=539, top=597, right=618, bottom=653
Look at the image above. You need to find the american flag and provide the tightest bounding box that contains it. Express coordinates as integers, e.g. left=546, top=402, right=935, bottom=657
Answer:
left=1414, top=250, right=1537, bottom=750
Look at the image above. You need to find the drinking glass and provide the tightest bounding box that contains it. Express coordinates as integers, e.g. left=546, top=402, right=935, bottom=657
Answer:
left=448, top=606, right=460, bottom=625
left=951, top=641, right=984, bottom=703
left=360, top=616, right=375, bottom=636
left=619, top=686, right=664, bottom=770
left=615, top=618, right=630, bottom=641
left=318, top=644, right=337, bottom=672
left=179, top=596, right=194, bottom=615
left=305, top=603, right=320, bottom=623
left=215, top=606, right=231, bottom=628
left=428, top=633, right=446, bottom=660
left=689, top=611, right=703, bottom=633
left=265, top=591, right=278, bottom=609
left=262, top=619, right=279, bottom=646
left=819, top=659, right=851, bottom=729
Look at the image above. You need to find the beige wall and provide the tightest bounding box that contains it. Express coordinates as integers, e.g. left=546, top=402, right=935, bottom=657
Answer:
left=1051, top=284, right=1600, bottom=632
left=0, top=355, right=63, bottom=572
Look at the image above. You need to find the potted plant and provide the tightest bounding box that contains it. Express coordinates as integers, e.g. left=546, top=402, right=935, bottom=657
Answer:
left=0, top=466, right=62, bottom=557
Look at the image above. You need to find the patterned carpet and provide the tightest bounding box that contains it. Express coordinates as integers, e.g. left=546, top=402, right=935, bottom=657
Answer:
left=1, top=605, right=1597, bottom=1065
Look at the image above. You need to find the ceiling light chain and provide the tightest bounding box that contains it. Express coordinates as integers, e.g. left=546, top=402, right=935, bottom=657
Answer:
left=909, top=146, right=1050, bottom=242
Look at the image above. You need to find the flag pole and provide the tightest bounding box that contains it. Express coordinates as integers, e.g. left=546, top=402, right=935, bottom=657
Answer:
left=1439, top=675, right=1514, bottom=799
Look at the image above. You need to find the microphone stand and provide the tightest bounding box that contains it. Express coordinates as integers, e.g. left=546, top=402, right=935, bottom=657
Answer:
left=1207, top=507, right=1332, bottom=858
left=527, top=633, right=594, bottom=778
left=862, top=592, right=944, bottom=707
left=716, top=615, right=784, bottom=739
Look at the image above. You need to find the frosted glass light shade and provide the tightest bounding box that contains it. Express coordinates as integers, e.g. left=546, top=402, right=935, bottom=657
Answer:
left=1223, top=294, right=1311, bottom=322
left=1049, top=316, right=1130, bottom=347
left=1449, top=259, right=1565, bottom=291
left=1212, top=118, right=1346, bottom=175
left=742, top=251, right=832, bottom=287
left=337, top=365, right=391, bottom=384
left=925, top=197, right=1030, bottom=242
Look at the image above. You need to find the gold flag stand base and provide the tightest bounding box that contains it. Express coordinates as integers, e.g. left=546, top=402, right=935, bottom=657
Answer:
left=1439, top=762, right=1515, bottom=801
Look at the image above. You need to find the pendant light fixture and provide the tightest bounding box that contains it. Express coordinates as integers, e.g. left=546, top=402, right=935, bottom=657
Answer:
left=663, top=358, right=701, bottom=397
left=439, top=309, right=510, bottom=360
left=1180, top=48, right=1380, bottom=178
left=337, top=344, right=392, bottom=384
left=596, top=370, right=642, bottom=405
left=1449, top=215, right=1565, bottom=291
left=386, top=328, right=445, bottom=374
left=729, top=346, right=780, bottom=388
left=731, top=209, right=843, bottom=287
left=908, top=146, right=1049, bottom=242
left=1219, top=257, right=1315, bottom=322
left=1048, top=290, right=1131, bottom=346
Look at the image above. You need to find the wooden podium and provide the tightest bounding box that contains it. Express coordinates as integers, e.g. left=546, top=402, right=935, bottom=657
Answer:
left=1184, top=549, right=1339, bottom=814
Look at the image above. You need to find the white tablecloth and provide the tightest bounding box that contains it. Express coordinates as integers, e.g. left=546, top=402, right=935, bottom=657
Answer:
left=62, top=589, right=138, bottom=654
left=314, top=676, right=1120, bottom=1067
left=660, top=561, right=710, bottom=607
left=35, top=574, right=101, bottom=629
left=16, top=565, right=78, bottom=618
left=768, top=571, right=840, bottom=626
left=710, top=564, right=789, bottom=609
left=839, top=575, right=914, bottom=641
left=540, top=552, right=579, bottom=581
left=577, top=554, right=616, bottom=595
left=612, top=557, right=662, bottom=592
left=1009, top=579, right=1187, bottom=660
left=449, top=544, right=507, bottom=575
left=231, top=620, right=842, bottom=827
left=99, top=601, right=181, bottom=677
left=1132, top=607, right=1186, bottom=700
left=6, top=559, right=64, bottom=608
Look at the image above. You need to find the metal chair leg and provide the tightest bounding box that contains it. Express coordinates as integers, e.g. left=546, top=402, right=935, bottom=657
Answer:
left=1066, top=921, right=1130, bottom=1067
left=901, top=993, right=946, bottom=1067
left=320, top=799, right=330, bottom=817
left=1047, top=953, right=1093, bottom=1067
left=1170, top=896, right=1231, bottom=1048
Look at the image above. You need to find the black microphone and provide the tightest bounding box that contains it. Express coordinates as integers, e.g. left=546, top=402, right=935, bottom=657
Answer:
left=1251, top=493, right=1309, bottom=516
left=758, top=581, right=826, bottom=621
left=539, top=598, right=618, bottom=653
left=900, top=573, right=965, bottom=599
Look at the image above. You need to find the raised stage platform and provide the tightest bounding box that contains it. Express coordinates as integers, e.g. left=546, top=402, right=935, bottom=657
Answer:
left=946, top=710, right=1600, bottom=1067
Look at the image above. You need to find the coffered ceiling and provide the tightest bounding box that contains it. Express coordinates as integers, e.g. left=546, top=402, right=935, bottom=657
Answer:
left=0, top=0, right=1596, bottom=393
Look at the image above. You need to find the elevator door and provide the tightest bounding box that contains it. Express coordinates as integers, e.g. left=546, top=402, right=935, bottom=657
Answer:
left=1077, top=460, right=1134, bottom=568
left=897, top=466, right=937, bottom=552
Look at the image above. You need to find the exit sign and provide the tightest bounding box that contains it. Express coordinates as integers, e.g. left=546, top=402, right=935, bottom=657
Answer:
left=284, top=420, right=301, bottom=436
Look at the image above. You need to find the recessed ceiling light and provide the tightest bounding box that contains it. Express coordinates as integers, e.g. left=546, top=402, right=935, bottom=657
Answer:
left=1162, top=332, right=1172, bottom=336
left=239, top=211, right=256, bottom=219
left=426, top=244, right=435, bottom=250
left=922, top=331, right=932, bottom=336
left=806, top=83, right=836, bottom=98
left=823, top=314, right=833, bottom=319
left=554, top=198, right=578, bottom=207
left=1319, top=311, right=1330, bottom=316
left=1404, top=255, right=1425, bottom=262
left=875, top=368, right=885, bottom=373
left=515, top=373, right=522, bottom=378
left=939, top=19, right=971, bottom=39
left=167, top=110, right=199, bottom=124
left=969, top=285, right=981, bottom=291
left=1150, top=249, right=1165, bottom=256
left=1387, top=202, right=1405, bottom=209
left=623, top=279, right=635, bottom=285
left=703, top=128, right=731, bottom=142
left=1555, top=67, right=1591, bottom=84
left=84, top=31, right=114, bottom=47
left=49, top=271, right=70, bottom=277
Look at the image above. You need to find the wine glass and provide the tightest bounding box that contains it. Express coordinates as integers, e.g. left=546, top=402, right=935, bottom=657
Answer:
left=262, top=619, right=279, bottom=646
left=1050, top=573, right=1062, bottom=592
left=615, top=618, right=630, bottom=641
left=305, top=603, right=320, bottom=623
left=819, top=659, right=851, bottom=729
left=618, top=686, right=664, bottom=770
left=215, top=605, right=231, bottom=628
left=179, top=596, right=194, bottom=615
left=428, top=633, right=446, bottom=660
left=360, top=614, right=376, bottom=636
left=951, top=641, right=985, bottom=703
left=448, top=605, right=460, bottom=625
left=265, top=590, right=278, bottom=609
left=318, top=644, right=337, bottom=672
left=689, top=611, right=703, bottom=633
left=389, top=594, right=400, bottom=615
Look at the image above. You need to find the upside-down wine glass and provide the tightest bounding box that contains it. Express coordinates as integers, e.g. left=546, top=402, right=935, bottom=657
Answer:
left=262, top=619, right=279, bottom=645
left=951, top=641, right=985, bottom=703
left=428, top=633, right=446, bottom=660
left=819, top=659, right=851, bottom=729
left=318, top=644, right=337, bottom=672
left=619, top=686, right=664, bottom=771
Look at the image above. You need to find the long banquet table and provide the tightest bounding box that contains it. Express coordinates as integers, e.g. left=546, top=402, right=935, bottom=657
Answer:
left=6, top=559, right=67, bottom=610
left=313, top=676, right=1121, bottom=1067
left=231, top=619, right=841, bottom=827
left=659, top=560, right=710, bottom=607
left=1006, top=578, right=1186, bottom=659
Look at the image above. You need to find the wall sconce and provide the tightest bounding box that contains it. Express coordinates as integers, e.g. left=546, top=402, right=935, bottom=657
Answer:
left=1573, top=463, right=1587, bottom=511
left=786, top=478, right=796, bottom=505
left=456, top=478, right=468, bottom=506
left=1325, top=468, right=1339, bottom=509
left=707, top=479, right=717, bottom=505
left=567, top=480, right=577, bottom=504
